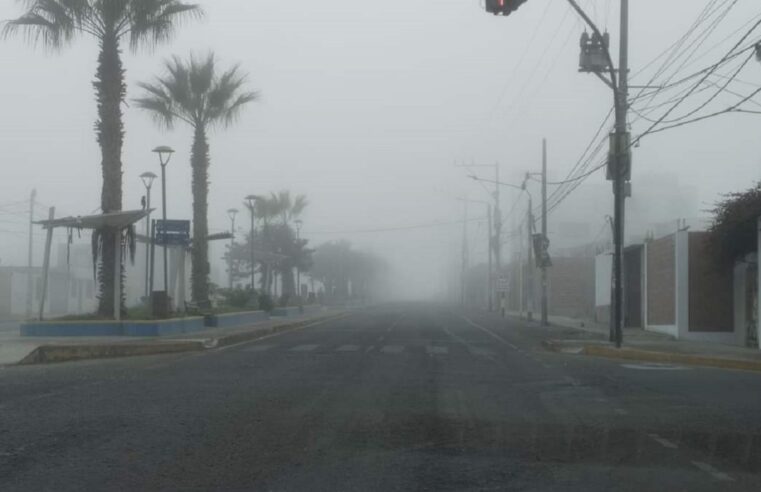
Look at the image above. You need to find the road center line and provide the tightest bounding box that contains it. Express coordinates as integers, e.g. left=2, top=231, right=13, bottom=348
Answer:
left=691, top=461, right=734, bottom=482
left=461, top=316, right=520, bottom=351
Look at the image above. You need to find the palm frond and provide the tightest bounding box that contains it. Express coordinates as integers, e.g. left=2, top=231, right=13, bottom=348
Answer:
left=2, top=0, right=84, bottom=49
left=291, top=194, right=308, bottom=218
left=133, top=88, right=176, bottom=129
left=189, top=52, right=214, bottom=100
left=138, top=51, right=257, bottom=131
left=127, top=0, right=203, bottom=52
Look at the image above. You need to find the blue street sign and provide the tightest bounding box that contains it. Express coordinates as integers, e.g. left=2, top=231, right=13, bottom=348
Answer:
left=154, top=219, right=190, bottom=246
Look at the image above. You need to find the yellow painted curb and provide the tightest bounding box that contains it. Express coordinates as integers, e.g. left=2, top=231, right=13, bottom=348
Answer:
left=583, top=344, right=761, bottom=372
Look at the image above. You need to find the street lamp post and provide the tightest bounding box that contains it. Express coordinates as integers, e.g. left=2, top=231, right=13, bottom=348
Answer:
left=295, top=219, right=303, bottom=299
left=153, top=146, right=175, bottom=300
left=227, top=208, right=239, bottom=289
left=140, top=172, right=157, bottom=300
left=245, top=195, right=261, bottom=293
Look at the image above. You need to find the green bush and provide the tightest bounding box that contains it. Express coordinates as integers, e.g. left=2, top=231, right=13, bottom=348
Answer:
left=218, top=287, right=255, bottom=309
left=258, top=293, right=274, bottom=312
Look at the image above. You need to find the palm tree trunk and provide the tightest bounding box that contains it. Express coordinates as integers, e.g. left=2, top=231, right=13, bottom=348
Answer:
left=95, top=30, right=125, bottom=318
left=191, top=125, right=210, bottom=304
left=282, top=267, right=296, bottom=297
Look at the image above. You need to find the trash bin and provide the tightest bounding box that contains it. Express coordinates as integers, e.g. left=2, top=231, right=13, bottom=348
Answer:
left=151, top=291, right=172, bottom=319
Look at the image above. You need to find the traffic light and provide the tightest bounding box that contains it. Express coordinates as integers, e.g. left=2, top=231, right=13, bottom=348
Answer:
left=485, top=0, right=528, bottom=16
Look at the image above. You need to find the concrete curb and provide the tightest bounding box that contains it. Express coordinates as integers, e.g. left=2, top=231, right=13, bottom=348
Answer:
left=16, top=312, right=347, bottom=366
left=19, top=341, right=205, bottom=365
left=542, top=339, right=761, bottom=372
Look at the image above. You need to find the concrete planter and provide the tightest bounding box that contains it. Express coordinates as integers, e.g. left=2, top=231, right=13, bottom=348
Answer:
left=21, top=317, right=206, bottom=338
left=205, top=310, right=269, bottom=329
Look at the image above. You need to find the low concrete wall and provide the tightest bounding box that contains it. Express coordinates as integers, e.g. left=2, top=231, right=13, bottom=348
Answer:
left=205, top=311, right=269, bottom=328
left=271, top=305, right=323, bottom=317
left=21, top=317, right=206, bottom=338
left=21, top=321, right=124, bottom=337
left=123, top=317, right=206, bottom=337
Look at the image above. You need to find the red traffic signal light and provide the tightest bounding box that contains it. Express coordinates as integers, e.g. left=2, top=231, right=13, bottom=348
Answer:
left=485, top=0, right=528, bottom=16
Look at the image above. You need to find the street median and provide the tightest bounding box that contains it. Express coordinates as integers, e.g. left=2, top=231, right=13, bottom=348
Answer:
left=542, top=339, right=761, bottom=373
left=16, top=311, right=347, bottom=366
left=19, top=340, right=205, bottom=365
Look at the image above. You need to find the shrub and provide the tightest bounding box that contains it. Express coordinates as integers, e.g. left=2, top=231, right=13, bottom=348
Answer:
left=218, top=287, right=255, bottom=309
left=258, top=293, right=274, bottom=313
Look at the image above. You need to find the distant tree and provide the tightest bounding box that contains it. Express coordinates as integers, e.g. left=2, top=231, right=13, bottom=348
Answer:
left=225, top=210, right=313, bottom=299
left=3, top=0, right=202, bottom=317
left=311, top=241, right=386, bottom=301
left=708, top=181, right=761, bottom=265
left=135, top=53, right=258, bottom=305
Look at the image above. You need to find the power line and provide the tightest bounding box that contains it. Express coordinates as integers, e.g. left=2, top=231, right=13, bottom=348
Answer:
left=306, top=216, right=487, bottom=235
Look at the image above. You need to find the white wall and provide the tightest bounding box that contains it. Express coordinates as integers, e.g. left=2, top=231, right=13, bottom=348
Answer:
left=594, top=253, right=612, bottom=308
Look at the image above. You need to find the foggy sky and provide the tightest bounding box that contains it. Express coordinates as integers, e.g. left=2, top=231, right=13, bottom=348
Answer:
left=1, top=0, right=760, bottom=299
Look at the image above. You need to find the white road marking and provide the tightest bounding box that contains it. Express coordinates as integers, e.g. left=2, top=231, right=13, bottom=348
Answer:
left=461, top=316, right=519, bottom=351
left=648, top=433, right=678, bottom=449
left=563, top=376, right=581, bottom=386
left=469, top=347, right=496, bottom=357
left=243, top=344, right=277, bottom=352
left=691, top=461, right=734, bottom=482
left=336, top=345, right=360, bottom=352
left=426, top=346, right=449, bottom=355
left=290, top=344, right=319, bottom=352
left=381, top=345, right=405, bottom=354
left=215, top=315, right=348, bottom=352
left=621, top=363, right=689, bottom=371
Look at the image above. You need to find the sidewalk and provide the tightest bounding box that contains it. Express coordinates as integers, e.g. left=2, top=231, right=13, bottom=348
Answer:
left=0, top=309, right=343, bottom=366
left=537, top=313, right=761, bottom=372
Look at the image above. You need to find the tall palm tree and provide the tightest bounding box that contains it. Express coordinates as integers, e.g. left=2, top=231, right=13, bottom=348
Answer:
left=270, top=190, right=308, bottom=226
left=135, top=53, right=258, bottom=305
left=3, top=0, right=202, bottom=317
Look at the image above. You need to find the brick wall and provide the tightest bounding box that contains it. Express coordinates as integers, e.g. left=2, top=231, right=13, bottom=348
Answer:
left=548, top=256, right=595, bottom=319
left=647, top=235, right=675, bottom=326
left=688, top=232, right=733, bottom=332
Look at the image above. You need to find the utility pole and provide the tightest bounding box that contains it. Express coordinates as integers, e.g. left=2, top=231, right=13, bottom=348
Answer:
left=569, top=0, right=630, bottom=347
left=609, top=0, right=629, bottom=347
left=460, top=201, right=469, bottom=307
left=541, top=139, right=549, bottom=326
left=458, top=161, right=501, bottom=312
left=25, top=189, right=36, bottom=319
left=494, top=164, right=502, bottom=298
left=525, top=187, right=534, bottom=323
left=487, top=204, right=493, bottom=312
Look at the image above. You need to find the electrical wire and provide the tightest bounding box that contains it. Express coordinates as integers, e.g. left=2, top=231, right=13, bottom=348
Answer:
left=306, top=216, right=488, bottom=235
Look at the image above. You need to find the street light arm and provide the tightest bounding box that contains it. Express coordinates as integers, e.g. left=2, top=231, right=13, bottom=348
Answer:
left=469, top=175, right=524, bottom=191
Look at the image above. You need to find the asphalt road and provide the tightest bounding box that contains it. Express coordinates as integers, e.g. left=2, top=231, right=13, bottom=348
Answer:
left=1, top=303, right=760, bottom=491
